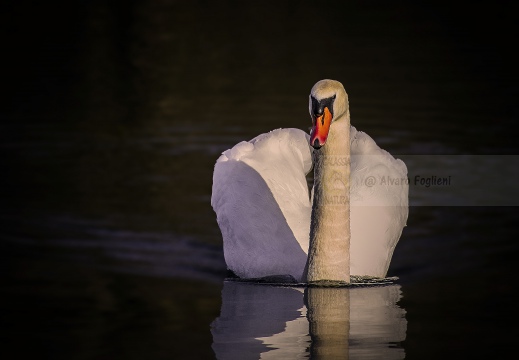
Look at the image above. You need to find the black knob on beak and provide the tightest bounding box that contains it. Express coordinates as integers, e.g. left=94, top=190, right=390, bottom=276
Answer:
left=311, top=95, right=335, bottom=119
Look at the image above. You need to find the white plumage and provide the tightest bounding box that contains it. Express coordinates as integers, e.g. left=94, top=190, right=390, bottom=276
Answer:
left=211, top=127, right=408, bottom=281
left=211, top=80, right=408, bottom=282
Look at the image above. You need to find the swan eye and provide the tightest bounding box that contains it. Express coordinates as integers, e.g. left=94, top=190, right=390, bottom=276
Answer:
left=311, top=95, right=335, bottom=118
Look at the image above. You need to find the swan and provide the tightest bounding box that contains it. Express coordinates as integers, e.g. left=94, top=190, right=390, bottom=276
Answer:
left=211, top=79, right=408, bottom=283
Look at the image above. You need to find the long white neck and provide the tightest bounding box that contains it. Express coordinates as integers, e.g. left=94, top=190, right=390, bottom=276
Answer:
left=304, top=115, right=350, bottom=283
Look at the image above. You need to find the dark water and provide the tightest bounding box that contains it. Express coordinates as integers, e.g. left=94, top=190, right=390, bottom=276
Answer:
left=1, top=1, right=518, bottom=359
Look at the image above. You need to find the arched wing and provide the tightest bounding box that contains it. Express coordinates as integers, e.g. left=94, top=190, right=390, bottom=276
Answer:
left=349, top=126, right=409, bottom=277
left=211, top=128, right=313, bottom=280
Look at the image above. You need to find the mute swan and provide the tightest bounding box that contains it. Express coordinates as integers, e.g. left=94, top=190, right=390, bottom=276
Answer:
left=211, top=79, right=408, bottom=283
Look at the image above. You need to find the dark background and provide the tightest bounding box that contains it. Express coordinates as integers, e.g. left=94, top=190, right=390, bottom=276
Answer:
left=1, top=1, right=518, bottom=359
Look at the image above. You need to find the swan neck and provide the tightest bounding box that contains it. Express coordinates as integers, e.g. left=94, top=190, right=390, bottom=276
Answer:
left=304, top=116, right=351, bottom=283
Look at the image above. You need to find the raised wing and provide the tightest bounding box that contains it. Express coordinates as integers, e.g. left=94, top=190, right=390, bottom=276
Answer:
left=349, top=126, right=409, bottom=277
left=211, top=128, right=313, bottom=280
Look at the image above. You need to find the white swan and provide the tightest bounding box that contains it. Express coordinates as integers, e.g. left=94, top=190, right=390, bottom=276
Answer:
left=211, top=79, right=408, bottom=282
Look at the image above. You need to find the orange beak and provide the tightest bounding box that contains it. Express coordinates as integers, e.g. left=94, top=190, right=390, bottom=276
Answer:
left=310, top=106, right=332, bottom=149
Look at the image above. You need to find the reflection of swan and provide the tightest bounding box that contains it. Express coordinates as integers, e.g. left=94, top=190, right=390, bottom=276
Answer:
left=211, top=282, right=309, bottom=359
left=348, top=286, right=407, bottom=359
left=306, top=286, right=407, bottom=359
left=211, top=80, right=408, bottom=281
left=211, top=281, right=407, bottom=359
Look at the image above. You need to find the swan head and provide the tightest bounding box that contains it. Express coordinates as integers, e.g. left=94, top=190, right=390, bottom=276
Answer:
left=308, top=79, right=349, bottom=149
